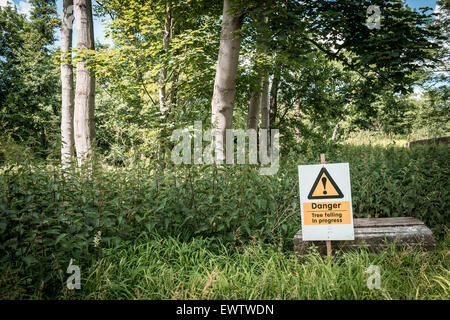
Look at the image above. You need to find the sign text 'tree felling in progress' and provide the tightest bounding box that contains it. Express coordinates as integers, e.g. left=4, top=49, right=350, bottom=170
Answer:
left=298, top=163, right=354, bottom=241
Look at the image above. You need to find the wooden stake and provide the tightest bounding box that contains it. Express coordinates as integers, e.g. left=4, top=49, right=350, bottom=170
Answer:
left=326, top=239, right=332, bottom=256
left=321, top=153, right=332, bottom=257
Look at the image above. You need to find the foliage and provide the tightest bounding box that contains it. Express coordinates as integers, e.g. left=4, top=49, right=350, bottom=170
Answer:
left=300, top=0, right=443, bottom=94
left=0, top=143, right=448, bottom=296
left=92, top=0, right=222, bottom=160
left=1, top=232, right=448, bottom=299
left=0, top=3, right=60, bottom=156
left=411, top=86, right=450, bottom=138
left=0, top=0, right=448, bottom=300
left=0, top=133, right=35, bottom=163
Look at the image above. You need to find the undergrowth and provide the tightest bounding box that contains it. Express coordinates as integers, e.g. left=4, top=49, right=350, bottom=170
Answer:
left=0, top=143, right=448, bottom=298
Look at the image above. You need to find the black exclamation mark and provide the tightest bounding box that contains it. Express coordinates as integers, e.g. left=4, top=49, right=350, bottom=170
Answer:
left=322, top=177, right=327, bottom=194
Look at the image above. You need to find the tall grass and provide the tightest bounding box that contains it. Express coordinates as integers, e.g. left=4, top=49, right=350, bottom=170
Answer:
left=7, top=232, right=447, bottom=300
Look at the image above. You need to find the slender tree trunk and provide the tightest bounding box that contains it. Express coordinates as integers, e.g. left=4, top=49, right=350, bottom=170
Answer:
left=295, top=98, right=301, bottom=140
left=269, top=64, right=280, bottom=126
left=331, top=102, right=351, bottom=141
left=74, top=0, right=95, bottom=166
left=247, top=14, right=268, bottom=131
left=260, top=77, right=270, bottom=130
left=331, top=120, right=340, bottom=141
left=169, top=69, right=179, bottom=108
left=158, top=0, right=172, bottom=169
left=268, top=64, right=279, bottom=154
left=211, top=0, right=244, bottom=162
left=61, top=0, right=74, bottom=169
left=260, top=74, right=270, bottom=156
left=159, top=0, right=171, bottom=115
left=259, top=15, right=270, bottom=132
left=247, top=87, right=261, bottom=130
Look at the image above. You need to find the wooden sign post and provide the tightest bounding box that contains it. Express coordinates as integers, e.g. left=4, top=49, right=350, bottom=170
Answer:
left=321, top=153, right=332, bottom=256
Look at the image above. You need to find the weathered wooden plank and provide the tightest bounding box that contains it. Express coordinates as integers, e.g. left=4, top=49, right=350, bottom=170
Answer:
left=293, top=217, right=435, bottom=256
left=403, top=136, right=449, bottom=148
left=354, top=217, right=424, bottom=228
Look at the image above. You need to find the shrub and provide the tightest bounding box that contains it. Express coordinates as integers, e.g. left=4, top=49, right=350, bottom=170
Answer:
left=0, top=143, right=448, bottom=295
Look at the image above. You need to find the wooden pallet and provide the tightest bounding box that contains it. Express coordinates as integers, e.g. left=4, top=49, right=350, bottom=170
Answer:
left=293, top=217, right=436, bottom=255
left=403, top=136, right=449, bottom=148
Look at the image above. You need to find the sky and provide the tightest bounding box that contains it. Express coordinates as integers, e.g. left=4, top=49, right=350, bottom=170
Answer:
left=0, top=0, right=112, bottom=45
left=0, top=0, right=439, bottom=47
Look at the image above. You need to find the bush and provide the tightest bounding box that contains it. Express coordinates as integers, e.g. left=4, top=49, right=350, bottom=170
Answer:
left=0, top=143, right=448, bottom=296
left=0, top=135, right=35, bottom=164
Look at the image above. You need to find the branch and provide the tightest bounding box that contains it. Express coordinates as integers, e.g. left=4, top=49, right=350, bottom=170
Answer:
left=274, top=93, right=302, bottom=127
left=301, top=35, right=395, bottom=87
left=138, top=76, right=158, bottom=107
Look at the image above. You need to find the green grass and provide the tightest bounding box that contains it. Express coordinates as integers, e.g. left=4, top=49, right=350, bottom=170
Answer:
left=4, top=232, right=447, bottom=300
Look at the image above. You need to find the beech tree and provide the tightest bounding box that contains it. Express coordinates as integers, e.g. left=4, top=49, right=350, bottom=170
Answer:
left=211, top=0, right=244, bottom=162
left=215, top=0, right=442, bottom=147
left=74, top=0, right=96, bottom=165
left=66, top=0, right=444, bottom=164
left=60, top=0, right=74, bottom=168
left=247, top=13, right=268, bottom=131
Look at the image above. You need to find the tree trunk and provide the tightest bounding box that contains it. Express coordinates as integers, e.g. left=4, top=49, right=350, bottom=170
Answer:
left=247, top=14, right=268, bottom=131
left=159, top=0, right=172, bottom=116
left=74, top=0, right=95, bottom=166
left=158, top=0, right=172, bottom=170
left=260, top=74, right=270, bottom=156
left=260, top=75, right=270, bottom=130
left=295, top=98, right=301, bottom=140
left=269, top=64, right=280, bottom=126
left=211, top=0, right=244, bottom=162
left=60, top=0, right=74, bottom=169
left=331, top=120, right=340, bottom=141
left=247, top=87, right=261, bottom=130
left=331, top=102, right=351, bottom=141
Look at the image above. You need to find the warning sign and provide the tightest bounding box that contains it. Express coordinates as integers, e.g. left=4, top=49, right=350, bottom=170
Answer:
left=308, top=167, right=344, bottom=199
left=298, top=163, right=354, bottom=241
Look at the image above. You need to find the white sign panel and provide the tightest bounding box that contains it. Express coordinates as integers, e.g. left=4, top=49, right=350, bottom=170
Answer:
left=298, top=163, right=354, bottom=241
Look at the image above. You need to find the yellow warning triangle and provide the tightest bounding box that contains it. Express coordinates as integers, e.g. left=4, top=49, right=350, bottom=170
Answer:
left=308, top=167, right=344, bottom=199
